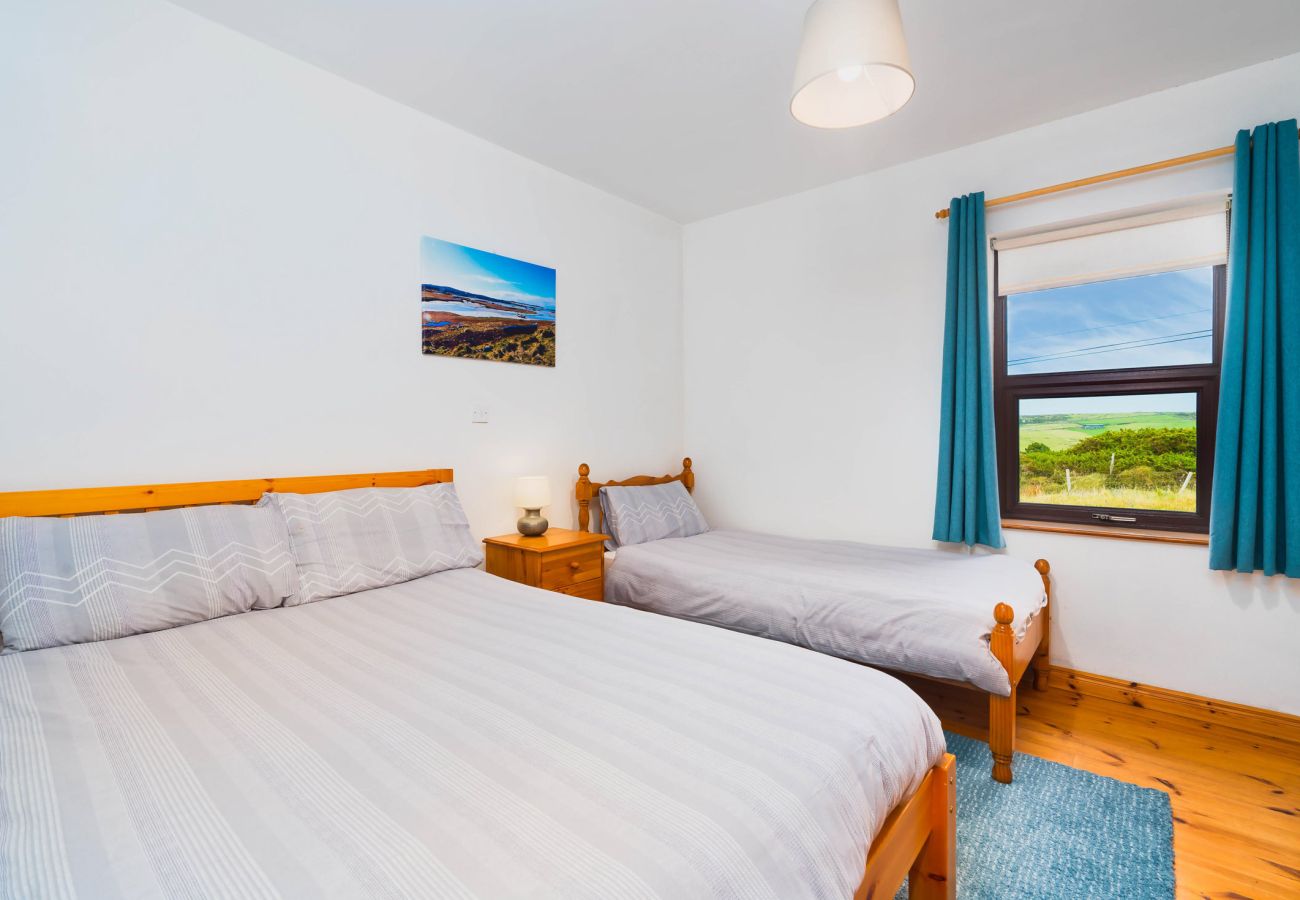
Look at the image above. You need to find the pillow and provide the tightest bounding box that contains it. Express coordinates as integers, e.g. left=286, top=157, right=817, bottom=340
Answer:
left=0, top=504, right=298, bottom=653
left=598, top=481, right=709, bottom=548
left=266, top=483, right=483, bottom=605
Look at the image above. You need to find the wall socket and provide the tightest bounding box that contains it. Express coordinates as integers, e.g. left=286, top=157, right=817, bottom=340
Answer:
left=471, top=407, right=490, bottom=424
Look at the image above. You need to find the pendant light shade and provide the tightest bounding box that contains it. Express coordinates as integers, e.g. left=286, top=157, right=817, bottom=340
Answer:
left=790, top=0, right=914, bottom=129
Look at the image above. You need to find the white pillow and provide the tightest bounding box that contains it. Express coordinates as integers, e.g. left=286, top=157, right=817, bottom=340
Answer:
left=266, top=484, right=483, bottom=605
left=0, top=504, right=298, bottom=653
left=599, top=481, right=709, bottom=548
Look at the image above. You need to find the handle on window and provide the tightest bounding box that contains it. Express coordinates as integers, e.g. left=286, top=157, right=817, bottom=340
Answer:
left=1092, top=513, right=1137, bottom=524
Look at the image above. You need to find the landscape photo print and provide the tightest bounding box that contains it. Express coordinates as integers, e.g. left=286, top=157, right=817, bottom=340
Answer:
left=420, top=236, right=556, bottom=366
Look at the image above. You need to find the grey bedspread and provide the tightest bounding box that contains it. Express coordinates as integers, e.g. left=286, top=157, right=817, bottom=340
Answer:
left=605, top=530, right=1048, bottom=696
left=0, top=568, right=944, bottom=900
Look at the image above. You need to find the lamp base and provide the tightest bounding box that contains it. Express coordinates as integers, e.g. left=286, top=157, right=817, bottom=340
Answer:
left=517, top=509, right=549, bottom=536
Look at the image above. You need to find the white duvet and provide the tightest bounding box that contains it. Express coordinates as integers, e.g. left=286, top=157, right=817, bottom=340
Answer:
left=605, top=529, right=1048, bottom=695
left=0, top=567, right=944, bottom=899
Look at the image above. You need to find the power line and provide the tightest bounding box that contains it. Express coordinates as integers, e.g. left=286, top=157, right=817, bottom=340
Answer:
left=1011, top=329, right=1210, bottom=364
left=1009, top=306, right=1212, bottom=343
left=1008, top=330, right=1212, bottom=367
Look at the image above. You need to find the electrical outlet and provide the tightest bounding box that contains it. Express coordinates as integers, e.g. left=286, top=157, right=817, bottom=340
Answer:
left=471, top=407, right=489, bottom=424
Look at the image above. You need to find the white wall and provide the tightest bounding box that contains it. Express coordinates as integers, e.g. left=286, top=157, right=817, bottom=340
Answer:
left=684, top=54, right=1300, bottom=715
left=0, top=0, right=683, bottom=538
left=4, top=0, right=1297, bottom=716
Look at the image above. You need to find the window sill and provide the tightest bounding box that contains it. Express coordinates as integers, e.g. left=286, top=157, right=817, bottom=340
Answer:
left=1001, top=518, right=1209, bottom=546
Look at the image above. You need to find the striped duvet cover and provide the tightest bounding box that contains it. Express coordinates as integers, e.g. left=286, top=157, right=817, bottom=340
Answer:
left=0, top=568, right=944, bottom=900
left=605, top=530, right=1048, bottom=695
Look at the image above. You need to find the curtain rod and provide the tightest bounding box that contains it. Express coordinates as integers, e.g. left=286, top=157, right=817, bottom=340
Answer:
left=932, top=138, right=1296, bottom=221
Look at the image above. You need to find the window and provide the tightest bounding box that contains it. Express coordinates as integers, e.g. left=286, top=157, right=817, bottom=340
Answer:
left=992, top=199, right=1227, bottom=533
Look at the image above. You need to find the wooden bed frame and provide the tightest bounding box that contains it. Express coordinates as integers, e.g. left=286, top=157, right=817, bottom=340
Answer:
left=0, top=467, right=956, bottom=899
left=0, top=469, right=456, bottom=517
left=578, top=457, right=1053, bottom=785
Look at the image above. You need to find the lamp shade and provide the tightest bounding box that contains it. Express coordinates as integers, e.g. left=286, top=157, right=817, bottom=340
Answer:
left=514, top=476, right=551, bottom=510
left=790, top=0, right=914, bottom=129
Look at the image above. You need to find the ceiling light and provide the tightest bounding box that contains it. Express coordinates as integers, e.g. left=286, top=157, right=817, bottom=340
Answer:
left=791, top=0, right=915, bottom=129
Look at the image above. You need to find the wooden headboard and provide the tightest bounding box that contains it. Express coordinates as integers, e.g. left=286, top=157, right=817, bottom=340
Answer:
left=0, top=469, right=455, bottom=518
left=575, top=458, right=694, bottom=533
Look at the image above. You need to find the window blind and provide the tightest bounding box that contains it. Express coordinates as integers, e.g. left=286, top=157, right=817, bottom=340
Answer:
left=992, top=194, right=1229, bottom=295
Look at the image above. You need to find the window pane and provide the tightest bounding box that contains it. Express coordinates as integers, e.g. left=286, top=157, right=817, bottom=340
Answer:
left=1018, top=393, right=1197, bottom=512
left=1006, top=268, right=1214, bottom=375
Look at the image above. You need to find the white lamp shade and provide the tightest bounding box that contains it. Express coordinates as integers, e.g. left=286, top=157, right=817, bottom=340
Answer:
left=514, top=476, right=551, bottom=510
left=791, top=0, right=914, bottom=129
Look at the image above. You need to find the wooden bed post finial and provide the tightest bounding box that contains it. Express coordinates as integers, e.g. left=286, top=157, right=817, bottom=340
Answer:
left=1031, top=558, right=1051, bottom=692
left=988, top=602, right=1017, bottom=784
left=682, top=457, right=694, bottom=493
left=576, top=463, right=592, bottom=532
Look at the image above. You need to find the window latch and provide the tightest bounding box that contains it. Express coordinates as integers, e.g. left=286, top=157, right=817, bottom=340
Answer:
left=1092, top=513, right=1138, bottom=524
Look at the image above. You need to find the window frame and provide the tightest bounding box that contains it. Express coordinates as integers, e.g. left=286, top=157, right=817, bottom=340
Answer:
left=992, top=262, right=1226, bottom=534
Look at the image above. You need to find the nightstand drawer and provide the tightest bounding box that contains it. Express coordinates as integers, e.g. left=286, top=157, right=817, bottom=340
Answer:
left=559, top=580, right=604, bottom=601
left=540, top=544, right=602, bottom=590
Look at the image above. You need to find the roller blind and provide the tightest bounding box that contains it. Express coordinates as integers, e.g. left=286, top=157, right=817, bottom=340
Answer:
left=992, top=194, right=1229, bottom=296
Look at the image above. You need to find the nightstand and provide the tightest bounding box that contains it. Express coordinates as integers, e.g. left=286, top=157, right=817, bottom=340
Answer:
left=483, top=529, right=610, bottom=601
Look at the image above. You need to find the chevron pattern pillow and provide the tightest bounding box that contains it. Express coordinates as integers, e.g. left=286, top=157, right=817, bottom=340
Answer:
left=599, top=481, right=709, bottom=548
left=0, top=504, right=299, bottom=653
left=267, top=484, right=483, bottom=605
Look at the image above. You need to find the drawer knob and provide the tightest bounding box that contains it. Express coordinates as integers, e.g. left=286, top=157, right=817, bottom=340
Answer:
left=569, top=561, right=581, bottom=570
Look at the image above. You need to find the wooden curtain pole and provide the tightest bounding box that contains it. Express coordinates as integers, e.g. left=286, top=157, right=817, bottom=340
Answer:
left=933, top=144, right=1240, bottom=220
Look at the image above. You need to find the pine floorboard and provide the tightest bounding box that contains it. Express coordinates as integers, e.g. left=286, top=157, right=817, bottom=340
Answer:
left=895, top=674, right=1300, bottom=900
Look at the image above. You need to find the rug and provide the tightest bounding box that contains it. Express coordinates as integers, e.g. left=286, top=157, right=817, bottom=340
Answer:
left=897, top=732, right=1174, bottom=899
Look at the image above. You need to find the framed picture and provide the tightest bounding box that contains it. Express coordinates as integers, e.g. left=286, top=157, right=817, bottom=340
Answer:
left=420, top=236, right=556, bottom=367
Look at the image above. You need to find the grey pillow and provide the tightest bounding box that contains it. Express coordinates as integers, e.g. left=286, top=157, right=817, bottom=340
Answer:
left=267, top=484, right=483, bottom=605
left=0, top=504, right=299, bottom=653
left=599, top=481, right=709, bottom=548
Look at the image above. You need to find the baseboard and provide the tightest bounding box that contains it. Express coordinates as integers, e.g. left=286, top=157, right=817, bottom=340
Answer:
left=1047, top=665, right=1300, bottom=746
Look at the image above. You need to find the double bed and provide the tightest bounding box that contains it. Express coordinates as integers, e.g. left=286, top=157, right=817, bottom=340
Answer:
left=0, top=469, right=955, bottom=900
left=577, top=458, right=1052, bottom=784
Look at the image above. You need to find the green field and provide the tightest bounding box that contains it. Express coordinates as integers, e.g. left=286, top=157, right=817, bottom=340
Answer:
left=1018, top=411, right=1195, bottom=451
left=1018, top=412, right=1197, bottom=512
left=1021, top=484, right=1196, bottom=512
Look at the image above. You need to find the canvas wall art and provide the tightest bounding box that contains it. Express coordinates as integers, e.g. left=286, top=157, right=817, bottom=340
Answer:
left=420, top=236, right=556, bottom=367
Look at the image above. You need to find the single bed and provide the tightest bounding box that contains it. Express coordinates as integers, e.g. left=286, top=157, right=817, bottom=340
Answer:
left=0, top=470, right=955, bottom=900
left=576, top=459, right=1052, bottom=784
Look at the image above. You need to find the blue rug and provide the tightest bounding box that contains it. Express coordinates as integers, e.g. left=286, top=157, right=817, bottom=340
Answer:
left=898, top=732, right=1174, bottom=899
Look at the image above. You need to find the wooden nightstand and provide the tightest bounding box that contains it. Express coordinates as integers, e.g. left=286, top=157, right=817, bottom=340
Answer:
left=483, top=529, right=610, bottom=601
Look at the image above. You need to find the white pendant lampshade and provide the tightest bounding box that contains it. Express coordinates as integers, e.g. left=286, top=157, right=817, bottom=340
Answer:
left=790, top=0, right=914, bottom=129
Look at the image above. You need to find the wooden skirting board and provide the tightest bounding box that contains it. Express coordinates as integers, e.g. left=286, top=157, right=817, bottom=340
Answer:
left=1046, top=665, right=1300, bottom=746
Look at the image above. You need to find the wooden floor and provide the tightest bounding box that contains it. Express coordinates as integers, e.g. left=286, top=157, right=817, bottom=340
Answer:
left=897, top=674, right=1300, bottom=900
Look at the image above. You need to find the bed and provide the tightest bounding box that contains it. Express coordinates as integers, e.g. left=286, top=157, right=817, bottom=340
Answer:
left=0, top=469, right=955, bottom=900
left=576, top=459, right=1052, bottom=784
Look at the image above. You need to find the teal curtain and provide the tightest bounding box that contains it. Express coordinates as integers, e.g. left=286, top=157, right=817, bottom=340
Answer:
left=933, top=192, right=1004, bottom=549
left=1209, top=119, right=1300, bottom=576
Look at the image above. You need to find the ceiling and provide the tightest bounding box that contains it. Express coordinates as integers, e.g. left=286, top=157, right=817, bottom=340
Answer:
left=171, top=0, right=1300, bottom=222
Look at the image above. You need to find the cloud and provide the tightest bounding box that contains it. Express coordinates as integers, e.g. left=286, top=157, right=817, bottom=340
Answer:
left=461, top=273, right=511, bottom=288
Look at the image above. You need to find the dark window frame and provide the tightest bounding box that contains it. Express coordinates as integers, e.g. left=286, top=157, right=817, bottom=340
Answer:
left=992, top=262, right=1225, bottom=534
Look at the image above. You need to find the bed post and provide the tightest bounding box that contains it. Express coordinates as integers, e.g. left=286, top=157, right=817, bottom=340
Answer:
left=1032, top=559, right=1051, bottom=691
left=909, top=753, right=957, bottom=899
left=681, top=457, right=694, bottom=493
left=988, top=602, right=1016, bottom=784
left=576, top=464, right=592, bottom=532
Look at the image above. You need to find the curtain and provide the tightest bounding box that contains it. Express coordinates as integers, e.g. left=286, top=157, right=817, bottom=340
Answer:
left=933, top=192, right=1004, bottom=549
left=1209, top=119, right=1300, bottom=576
